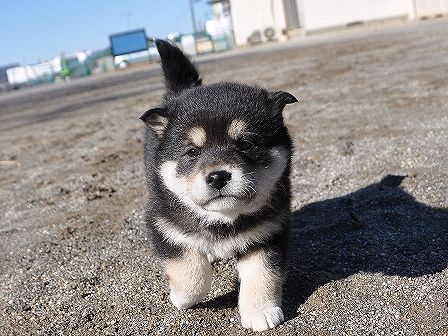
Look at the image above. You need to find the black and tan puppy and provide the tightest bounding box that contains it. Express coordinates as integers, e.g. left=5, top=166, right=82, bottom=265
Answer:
left=140, top=40, right=297, bottom=331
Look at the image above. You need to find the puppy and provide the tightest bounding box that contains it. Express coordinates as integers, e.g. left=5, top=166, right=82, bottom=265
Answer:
left=140, top=40, right=297, bottom=332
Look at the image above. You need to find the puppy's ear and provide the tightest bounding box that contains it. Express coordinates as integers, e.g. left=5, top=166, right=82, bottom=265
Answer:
left=155, top=39, right=202, bottom=97
left=140, top=107, right=170, bottom=136
left=269, top=91, right=299, bottom=114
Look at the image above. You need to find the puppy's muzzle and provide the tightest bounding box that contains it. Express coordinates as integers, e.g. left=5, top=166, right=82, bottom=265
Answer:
left=205, top=170, right=232, bottom=190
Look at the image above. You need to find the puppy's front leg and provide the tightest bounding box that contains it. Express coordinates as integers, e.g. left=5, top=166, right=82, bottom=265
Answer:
left=164, top=249, right=212, bottom=309
left=237, top=248, right=284, bottom=332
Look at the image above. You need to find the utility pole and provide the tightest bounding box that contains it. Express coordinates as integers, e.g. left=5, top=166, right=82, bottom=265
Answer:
left=189, top=0, right=198, bottom=33
left=122, top=12, right=132, bottom=29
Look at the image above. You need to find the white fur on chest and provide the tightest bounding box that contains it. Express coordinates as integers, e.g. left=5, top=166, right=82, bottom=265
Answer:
left=155, top=218, right=282, bottom=259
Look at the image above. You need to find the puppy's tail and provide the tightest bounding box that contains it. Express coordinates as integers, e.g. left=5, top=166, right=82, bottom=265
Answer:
left=155, top=39, right=202, bottom=97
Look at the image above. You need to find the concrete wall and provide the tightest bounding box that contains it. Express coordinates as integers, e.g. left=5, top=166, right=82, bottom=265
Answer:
left=230, top=0, right=286, bottom=45
left=299, top=0, right=410, bottom=31
left=413, top=0, right=448, bottom=17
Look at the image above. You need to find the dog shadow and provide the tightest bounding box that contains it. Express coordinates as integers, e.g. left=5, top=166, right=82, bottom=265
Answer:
left=283, top=174, right=448, bottom=319
left=199, top=175, right=448, bottom=318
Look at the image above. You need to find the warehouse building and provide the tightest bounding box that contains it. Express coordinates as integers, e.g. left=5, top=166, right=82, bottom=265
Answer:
left=208, top=0, right=448, bottom=45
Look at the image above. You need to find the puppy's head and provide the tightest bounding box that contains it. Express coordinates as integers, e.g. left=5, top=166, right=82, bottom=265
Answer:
left=141, top=40, right=298, bottom=223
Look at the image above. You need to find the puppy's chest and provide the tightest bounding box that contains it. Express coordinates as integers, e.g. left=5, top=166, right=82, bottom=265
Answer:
left=188, top=230, right=262, bottom=260
left=160, top=217, right=282, bottom=260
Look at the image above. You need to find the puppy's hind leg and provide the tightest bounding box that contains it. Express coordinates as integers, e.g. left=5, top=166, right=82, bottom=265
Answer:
left=237, top=248, right=285, bottom=332
left=164, top=249, right=212, bottom=309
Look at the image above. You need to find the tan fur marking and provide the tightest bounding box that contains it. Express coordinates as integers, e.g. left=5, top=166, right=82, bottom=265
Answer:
left=188, top=126, right=207, bottom=147
left=228, top=119, right=247, bottom=140
left=164, top=248, right=212, bottom=309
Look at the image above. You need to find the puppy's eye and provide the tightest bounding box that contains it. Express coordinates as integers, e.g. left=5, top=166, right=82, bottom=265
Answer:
left=187, top=147, right=201, bottom=157
left=237, top=139, right=254, bottom=151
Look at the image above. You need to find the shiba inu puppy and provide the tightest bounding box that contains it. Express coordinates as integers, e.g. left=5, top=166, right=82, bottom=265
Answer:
left=140, top=40, right=297, bottom=331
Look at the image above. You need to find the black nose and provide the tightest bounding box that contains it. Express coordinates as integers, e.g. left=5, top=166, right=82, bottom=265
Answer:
left=206, top=170, right=232, bottom=190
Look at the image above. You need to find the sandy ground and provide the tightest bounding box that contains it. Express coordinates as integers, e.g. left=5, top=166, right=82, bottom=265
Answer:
left=1, top=19, right=447, bottom=335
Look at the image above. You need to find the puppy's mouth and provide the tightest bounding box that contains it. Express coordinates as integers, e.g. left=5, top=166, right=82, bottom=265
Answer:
left=202, top=195, right=244, bottom=211
left=199, top=194, right=241, bottom=207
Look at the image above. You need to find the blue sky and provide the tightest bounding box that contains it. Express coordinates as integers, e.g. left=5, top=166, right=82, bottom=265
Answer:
left=0, top=0, right=212, bottom=65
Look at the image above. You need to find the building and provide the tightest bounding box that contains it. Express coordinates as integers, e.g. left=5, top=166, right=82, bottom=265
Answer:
left=206, top=0, right=233, bottom=38
left=217, top=0, right=448, bottom=46
left=230, top=0, right=290, bottom=45
left=6, top=57, right=62, bottom=85
left=0, top=64, right=19, bottom=84
left=0, top=63, right=19, bottom=91
left=5, top=51, right=97, bottom=86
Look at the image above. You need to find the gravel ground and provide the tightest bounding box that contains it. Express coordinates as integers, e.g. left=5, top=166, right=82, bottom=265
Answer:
left=1, top=18, right=447, bottom=335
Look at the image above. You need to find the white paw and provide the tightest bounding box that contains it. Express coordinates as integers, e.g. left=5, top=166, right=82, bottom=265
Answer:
left=240, top=306, right=284, bottom=331
left=169, top=289, right=204, bottom=310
